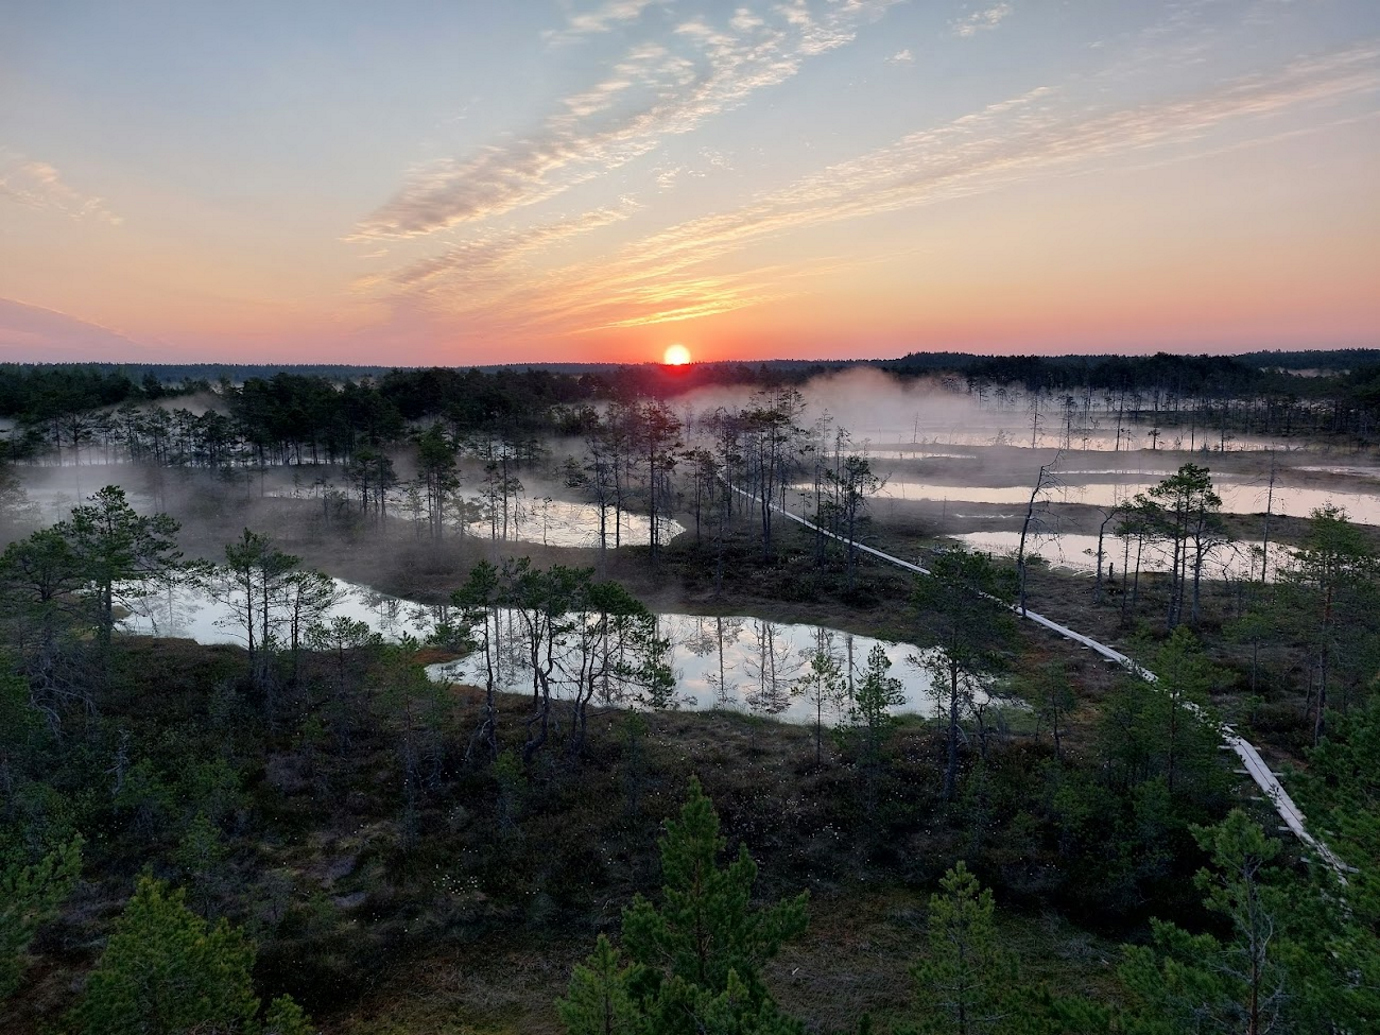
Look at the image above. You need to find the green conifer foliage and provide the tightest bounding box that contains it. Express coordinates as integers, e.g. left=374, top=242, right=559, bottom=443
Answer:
left=71, top=875, right=259, bottom=1035
left=558, top=934, right=650, bottom=1035
left=908, top=862, right=1014, bottom=1035
left=563, top=778, right=808, bottom=1035
left=844, top=643, right=906, bottom=767
left=622, top=777, right=808, bottom=1006
left=64, top=485, right=182, bottom=653
left=1298, top=697, right=1380, bottom=1026
left=263, top=993, right=317, bottom=1035
left=1118, top=811, right=1304, bottom=1035
left=0, top=834, right=82, bottom=1000
left=913, top=548, right=1018, bottom=802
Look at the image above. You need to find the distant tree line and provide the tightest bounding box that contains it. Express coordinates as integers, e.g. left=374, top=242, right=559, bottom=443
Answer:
left=0, top=364, right=207, bottom=424
left=881, top=350, right=1380, bottom=442
left=16, top=352, right=1380, bottom=475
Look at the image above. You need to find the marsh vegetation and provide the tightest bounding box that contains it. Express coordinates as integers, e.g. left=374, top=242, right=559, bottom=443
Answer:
left=2, top=353, right=1380, bottom=1033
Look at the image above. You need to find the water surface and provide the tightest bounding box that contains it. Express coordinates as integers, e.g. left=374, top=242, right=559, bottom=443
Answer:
left=123, top=578, right=964, bottom=725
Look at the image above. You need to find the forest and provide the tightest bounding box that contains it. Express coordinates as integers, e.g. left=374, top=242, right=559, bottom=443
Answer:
left=1, top=354, right=1379, bottom=1034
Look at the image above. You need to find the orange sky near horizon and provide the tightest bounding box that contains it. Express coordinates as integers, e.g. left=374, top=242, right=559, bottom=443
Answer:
left=2, top=1, right=1377, bottom=366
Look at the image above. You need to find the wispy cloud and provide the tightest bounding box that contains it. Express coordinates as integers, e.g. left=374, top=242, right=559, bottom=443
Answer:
left=545, top=0, right=662, bottom=46
left=0, top=298, right=155, bottom=360
left=0, top=156, right=122, bottom=225
left=653, top=148, right=731, bottom=192
left=364, top=203, right=637, bottom=304
left=383, top=40, right=1379, bottom=336
left=573, top=42, right=1379, bottom=318
left=888, top=48, right=914, bottom=63
left=952, top=4, right=1013, bottom=39
left=350, top=0, right=900, bottom=241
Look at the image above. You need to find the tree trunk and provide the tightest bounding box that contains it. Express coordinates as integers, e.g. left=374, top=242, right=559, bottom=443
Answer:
left=944, top=662, right=960, bottom=802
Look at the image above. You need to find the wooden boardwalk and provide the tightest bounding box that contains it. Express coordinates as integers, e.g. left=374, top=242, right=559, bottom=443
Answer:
left=731, top=482, right=1349, bottom=879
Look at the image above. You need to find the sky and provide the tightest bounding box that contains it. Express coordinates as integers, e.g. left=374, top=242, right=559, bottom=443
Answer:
left=1, top=0, right=1377, bottom=366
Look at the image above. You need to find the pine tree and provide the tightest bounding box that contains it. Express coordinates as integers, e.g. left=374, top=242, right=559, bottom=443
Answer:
left=561, top=778, right=808, bottom=1034
left=63, top=485, right=182, bottom=654
left=913, top=549, right=1018, bottom=802
left=1132, top=463, right=1228, bottom=629
left=1029, top=661, right=1074, bottom=761
left=558, top=934, right=650, bottom=1035
left=846, top=643, right=905, bottom=766
left=71, top=875, right=259, bottom=1035
left=835, top=643, right=905, bottom=814
left=1281, top=504, right=1380, bottom=743
left=0, top=835, right=82, bottom=1000
left=1296, top=696, right=1380, bottom=1028
left=1118, top=811, right=1302, bottom=1035
left=791, top=631, right=847, bottom=767
left=263, top=993, right=318, bottom=1035
left=1150, top=626, right=1222, bottom=796
left=908, top=862, right=1015, bottom=1035
left=622, top=778, right=808, bottom=1009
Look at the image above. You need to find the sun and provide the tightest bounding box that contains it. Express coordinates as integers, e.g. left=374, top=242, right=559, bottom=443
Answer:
left=663, top=343, right=692, bottom=366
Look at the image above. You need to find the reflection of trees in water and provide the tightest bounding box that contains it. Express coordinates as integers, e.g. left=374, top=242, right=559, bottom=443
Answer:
left=361, top=591, right=403, bottom=637
left=407, top=602, right=439, bottom=638
left=130, top=572, right=953, bottom=726
left=447, top=602, right=674, bottom=725
left=124, top=575, right=201, bottom=639
left=647, top=615, right=680, bottom=709
left=374, top=472, right=689, bottom=549
left=680, top=615, right=745, bottom=708
left=589, top=626, right=634, bottom=707
left=795, top=627, right=847, bottom=723
left=707, top=616, right=745, bottom=709
left=573, top=615, right=645, bottom=709
left=713, top=616, right=744, bottom=708
left=490, top=609, right=525, bottom=691
left=680, top=615, right=716, bottom=658
left=745, top=620, right=800, bottom=717
left=467, top=499, right=679, bottom=549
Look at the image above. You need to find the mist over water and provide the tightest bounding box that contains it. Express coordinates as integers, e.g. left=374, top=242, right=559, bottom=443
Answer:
left=675, top=368, right=1304, bottom=455
left=459, top=499, right=684, bottom=550
left=862, top=477, right=1380, bottom=524
left=14, top=366, right=1380, bottom=627
left=953, top=530, right=1292, bottom=582
left=270, top=485, right=685, bottom=550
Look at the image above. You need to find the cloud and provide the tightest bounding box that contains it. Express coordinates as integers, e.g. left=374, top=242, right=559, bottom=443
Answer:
left=365, top=204, right=637, bottom=303
left=350, top=0, right=900, bottom=240
left=0, top=298, right=159, bottom=360
left=653, top=148, right=730, bottom=192
left=0, top=156, right=122, bottom=225
left=545, top=0, right=662, bottom=46
left=384, top=40, right=1379, bottom=336
left=888, top=48, right=914, bottom=63
left=952, top=3, right=1013, bottom=39
left=600, top=42, right=1380, bottom=279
